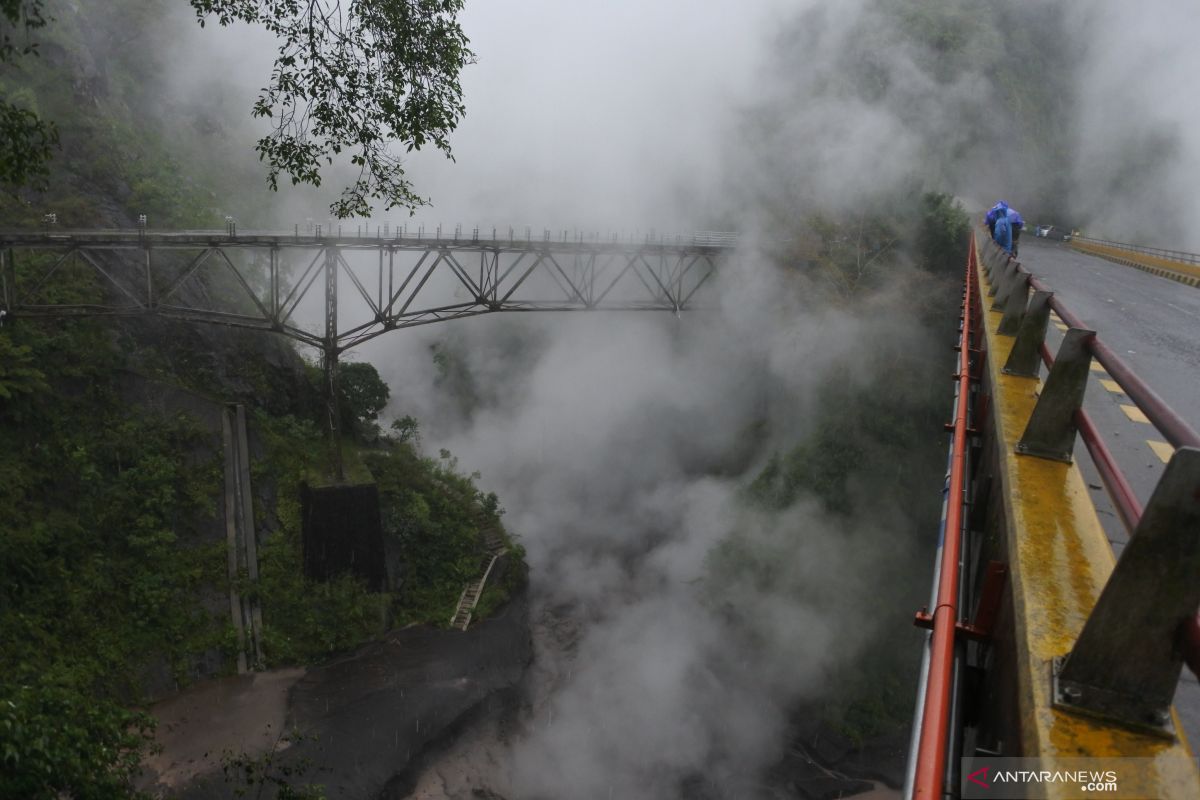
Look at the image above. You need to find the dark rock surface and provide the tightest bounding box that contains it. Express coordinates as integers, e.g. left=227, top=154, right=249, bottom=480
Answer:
left=172, top=589, right=531, bottom=799
left=768, top=716, right=910, bottom=800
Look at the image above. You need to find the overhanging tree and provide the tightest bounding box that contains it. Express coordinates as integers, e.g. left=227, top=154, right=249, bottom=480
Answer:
left=0, top=1, right=58, bottom=188
left=0, top=0, right=473, bottom=217
left=338, top=360, right=390, bottom=431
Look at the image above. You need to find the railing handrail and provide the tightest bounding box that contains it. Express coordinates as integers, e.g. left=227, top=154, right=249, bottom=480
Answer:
left=0, top=225, right=742, bottom=249
left=1071, top=235, right=1200, bottom=267
left=1015, top=266, right=1200, bottom=451
left=983, top=229, right=1200, bottom=509
left=910, top=234, right=977, bottom=799
left=973, top=230, right=1200, bottom=788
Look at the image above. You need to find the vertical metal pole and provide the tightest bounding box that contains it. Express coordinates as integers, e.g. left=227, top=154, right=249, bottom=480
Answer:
left=234, top=404, right=265, bottom=667
left=144, top=246, right=153, bottom=308
left=269, top=246, right=279, bottom=322
left=323, top=246, right=344, bottom=481
left=222, top=409, right=249, bottom=674
left=491, top=250, right=500, bottom=304
left=3, top=247, right=17, bottom=310
left=1, top=247, right=9, bottom=310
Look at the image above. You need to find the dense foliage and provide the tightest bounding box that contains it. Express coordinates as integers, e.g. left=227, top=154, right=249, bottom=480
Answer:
left=1, top=0, right=473, bottom=217
left=338, top=360, right=391, bottom=434
left=0, top=1, right=229, bottom=227
left=369, top=446, right=511, bottom=624
left=0, top=316, right=227, bottom=796
left=1, top=308, right=520, bottom=794
left=0, top=1, right=58, bottom=187
left=915, top=191, right=971, bottom=276
left=192, top=0, right=473, bottom=217
left=1, top=683, right=155, bottom=800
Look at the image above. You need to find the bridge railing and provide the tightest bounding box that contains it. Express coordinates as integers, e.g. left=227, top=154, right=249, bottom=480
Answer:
left=990, top=233, right=1200, bottom=670
left=1, top=224, right=740, bottom=250
left=1070, top=234, right=1200, bottom=266
left=907, top=230, right=1200, bottom=799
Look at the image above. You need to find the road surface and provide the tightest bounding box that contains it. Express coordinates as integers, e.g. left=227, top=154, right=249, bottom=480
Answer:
left=1015, top=236, right=1200, bottom=747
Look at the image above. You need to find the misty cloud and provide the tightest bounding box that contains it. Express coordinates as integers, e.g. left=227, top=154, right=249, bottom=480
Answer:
left=1067, top=0, right=1200, bottom=247
left=132, top=1, right=1200, bottom=796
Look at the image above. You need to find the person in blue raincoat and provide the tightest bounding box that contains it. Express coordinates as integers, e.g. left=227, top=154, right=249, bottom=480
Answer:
left=993, top=209, right=1013, bottom=253
left=1007, top=207, right=1025, bottom=255
left=985, top=201, right=1024, bottom=255
left=985, top=201, right=1008, bottom=238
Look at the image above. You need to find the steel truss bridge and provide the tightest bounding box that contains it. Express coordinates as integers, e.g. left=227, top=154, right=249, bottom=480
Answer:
left=1, top=227, right=739, bottom=474
left=0, top=228, right=737, bottom=350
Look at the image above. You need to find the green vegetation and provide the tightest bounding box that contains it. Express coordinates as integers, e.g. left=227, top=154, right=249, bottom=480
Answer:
left=916, top=191, right=971, bottom=276
left=0, top=1, right=58, bottom=188
left=1, top=683, right=155, bottom=800
left=706, top=189, right=967, bottom=746
left=2, top=0, right=474, bottom=217
left=0, top=1, right=228, bottom=227
left=0, top=3, right=513, bottom=785
left=191, top=0, right=473, bottom=217
left=1, top=314, right=522, bottom=795
left=338, top=360, right=391, bottom=436
left=220, top=729, right=326, bottom=800
left=368, top=446, right=510, bottom=625
left=473, top=548, right=529, bottom=622
left=0, top=316, right=229, bottom=797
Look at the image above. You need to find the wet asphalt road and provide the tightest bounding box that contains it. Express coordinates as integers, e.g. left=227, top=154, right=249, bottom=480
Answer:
left=1015, top=237, right=1200, bottom=542
left=1012, top=237, right=1200, bottom=748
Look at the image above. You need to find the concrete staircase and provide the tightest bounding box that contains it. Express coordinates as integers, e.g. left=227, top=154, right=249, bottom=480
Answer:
left=450, top=529, right=508, bottom=631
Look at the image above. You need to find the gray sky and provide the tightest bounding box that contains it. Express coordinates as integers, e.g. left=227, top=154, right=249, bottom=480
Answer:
left=395, top=0, right=797, bottom=233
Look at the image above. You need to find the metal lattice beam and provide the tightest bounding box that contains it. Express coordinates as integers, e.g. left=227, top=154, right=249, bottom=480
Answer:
left=0, top=229, right=735, bottom=354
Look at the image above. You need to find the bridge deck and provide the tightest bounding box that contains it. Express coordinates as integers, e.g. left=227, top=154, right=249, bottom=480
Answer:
left=1017, top=237, right=1200, bottom=750
left=972, top=238, right=1199, bottom=798
left=0, top=228, right=739, bottom=253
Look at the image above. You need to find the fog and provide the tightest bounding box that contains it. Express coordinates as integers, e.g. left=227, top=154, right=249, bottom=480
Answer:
left=343, top=4, right=946, bottom=796
left=138, top=0, right=1200, bottom=797
left=1068, top=0, right=1200, bottom=248
left=148, top=0, right=1200, bottom=250
left=389, top=0, right=794, bottom=233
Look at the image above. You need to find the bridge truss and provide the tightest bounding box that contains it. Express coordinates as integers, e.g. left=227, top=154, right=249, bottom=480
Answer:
left=1, top=228, right=736, bottom=475
left=0, top=229, right=733, bottom=351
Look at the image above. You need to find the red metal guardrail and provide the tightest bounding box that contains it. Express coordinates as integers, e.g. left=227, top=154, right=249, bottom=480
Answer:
left=911, top=235, right=977, bottom=798
left=910, top=232, right=1200, bottom=796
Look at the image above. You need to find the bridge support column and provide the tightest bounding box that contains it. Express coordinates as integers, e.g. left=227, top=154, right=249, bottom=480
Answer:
left=1, top=247, right=13, bottom=313
left=323, top=245, right=344, bottom=482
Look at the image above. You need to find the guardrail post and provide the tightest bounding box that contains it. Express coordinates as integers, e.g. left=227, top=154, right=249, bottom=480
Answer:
left=990, top=258, right=1012, bottom=307
left=987, top=255, right=1008, bottom=298
left=1003, top=290, right=1053, bottom=377
left=1015, top=328, right=1094, bottom=461
left=998, top=272, right=1030, bottom=335
left=994, top=260, right=1026, bottom=311
left=1053, top=447, right=1200, bottom=736
left=985, top=244, right=1008, bottom=280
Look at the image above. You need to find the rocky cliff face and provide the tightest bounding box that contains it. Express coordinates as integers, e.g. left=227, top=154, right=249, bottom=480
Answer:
left=138, top=586, right=532, bottom=799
